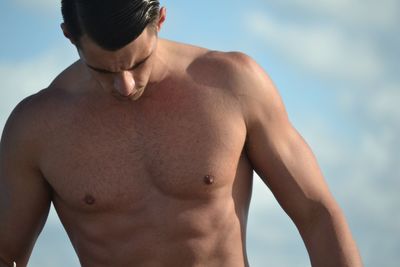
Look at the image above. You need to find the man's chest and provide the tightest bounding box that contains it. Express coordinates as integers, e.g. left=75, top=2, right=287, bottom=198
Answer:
left=40, top=88, right=247, bottom=210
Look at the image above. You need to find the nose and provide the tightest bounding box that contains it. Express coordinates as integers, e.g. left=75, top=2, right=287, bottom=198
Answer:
left=113, top=71, right=136, bottom=96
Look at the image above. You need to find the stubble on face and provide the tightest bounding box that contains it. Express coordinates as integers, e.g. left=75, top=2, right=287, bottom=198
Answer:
left=78, top=29, right=159, bottom=101
left=119, top=86, right=146, bottom=101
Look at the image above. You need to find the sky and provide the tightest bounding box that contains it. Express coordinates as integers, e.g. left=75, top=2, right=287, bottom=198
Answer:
left=0, top=0, right=399, bottom=266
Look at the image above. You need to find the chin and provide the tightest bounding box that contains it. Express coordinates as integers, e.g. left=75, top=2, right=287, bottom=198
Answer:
left=129, top=86, right=146, bottom=101
left=111, top=86, right=146, bottom=101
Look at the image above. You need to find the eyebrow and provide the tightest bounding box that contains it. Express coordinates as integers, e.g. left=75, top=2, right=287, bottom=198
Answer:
left=86, top=52, right=153, bottom=74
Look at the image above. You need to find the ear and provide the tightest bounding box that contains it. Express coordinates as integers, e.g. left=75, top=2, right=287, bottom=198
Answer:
left=156, top=7, right=167, bottom=31
left=61, top=23, right=76, bottom=45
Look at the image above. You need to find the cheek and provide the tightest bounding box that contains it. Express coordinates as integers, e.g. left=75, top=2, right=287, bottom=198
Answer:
left=134, top=66, right=153, bottom=84
left=94, top=74, right=114, bottom=87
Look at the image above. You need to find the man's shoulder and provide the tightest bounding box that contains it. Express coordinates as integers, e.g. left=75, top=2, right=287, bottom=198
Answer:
left=2, top=85, right=70, bottom=147
left=164, top=39, right=255, bottom=75
left=198, top=50, right=254, bottom=68
left=183, top=46, right=263, bottom=95
left=206, top=50, right=265, bottom=87
left=0, top=91, right=49, bottom=167
left=182, top=45, right=281, bottom=126
left=50, top=59, right=87, bottom=92
left=187, top=46, right=253, bottom=73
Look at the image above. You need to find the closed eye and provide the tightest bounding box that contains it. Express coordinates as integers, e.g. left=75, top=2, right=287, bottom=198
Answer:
left=129, top=59, right=145, bottom=70
left=86, top=64, right=115, bottom=74
left=86, top=53, right=152, bottom=74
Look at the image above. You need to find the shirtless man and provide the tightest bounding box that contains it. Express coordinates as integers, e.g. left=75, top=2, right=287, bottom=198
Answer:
left=0, top=1, right=362, bottom=266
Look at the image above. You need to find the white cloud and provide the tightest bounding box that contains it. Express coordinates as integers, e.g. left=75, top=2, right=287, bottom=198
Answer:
left=362, top=85, right=400, bottom=125
left=265, top=0, right=400, bottom=31
left=245, top=12, right=385, bottom=84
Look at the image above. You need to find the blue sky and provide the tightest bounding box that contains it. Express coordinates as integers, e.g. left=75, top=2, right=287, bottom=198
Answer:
left=0, top=0, right=399, bottom=266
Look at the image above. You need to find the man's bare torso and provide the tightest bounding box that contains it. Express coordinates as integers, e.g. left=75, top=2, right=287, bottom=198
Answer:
left=34, top=40, right=253, bottom=266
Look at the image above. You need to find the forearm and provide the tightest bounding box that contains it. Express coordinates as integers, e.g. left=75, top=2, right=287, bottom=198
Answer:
left=300, top=205, right=363, bottom=267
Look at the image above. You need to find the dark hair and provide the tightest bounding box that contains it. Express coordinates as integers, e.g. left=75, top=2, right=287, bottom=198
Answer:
left=61, top=0, right=160, bottom=51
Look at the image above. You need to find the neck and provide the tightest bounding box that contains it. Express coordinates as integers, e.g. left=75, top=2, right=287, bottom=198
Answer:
left=148, top=39, right=171, bottom=86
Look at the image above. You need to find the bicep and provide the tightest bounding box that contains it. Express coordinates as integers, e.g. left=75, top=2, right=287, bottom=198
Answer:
left=237, top=56, right=336, bottom=228
left=0, top=104, right=51, bottom=265
left=246, top=119, right=332, bottom=225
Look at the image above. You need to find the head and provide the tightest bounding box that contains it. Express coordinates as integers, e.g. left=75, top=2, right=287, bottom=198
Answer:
left=61, top=0, right=166, bottom=100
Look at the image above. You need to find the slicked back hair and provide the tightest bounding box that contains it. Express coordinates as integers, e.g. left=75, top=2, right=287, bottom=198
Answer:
left=61, top=0, right=160, bottom=51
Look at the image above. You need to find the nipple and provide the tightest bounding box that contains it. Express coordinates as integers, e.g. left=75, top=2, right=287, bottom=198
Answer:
left=203, top=175, right=215, bottom=185
left=84, top=194, right=96, bottom=205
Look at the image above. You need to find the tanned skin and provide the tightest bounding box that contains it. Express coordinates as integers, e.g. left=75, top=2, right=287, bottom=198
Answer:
left=0, top=7, right=362, bottom=267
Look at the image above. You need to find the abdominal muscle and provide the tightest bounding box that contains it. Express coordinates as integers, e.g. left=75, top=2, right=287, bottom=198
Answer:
left=53, top=189, right=249, bottom=267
